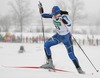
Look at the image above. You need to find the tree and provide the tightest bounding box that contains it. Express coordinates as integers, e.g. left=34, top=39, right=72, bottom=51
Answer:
left=95, top=19, right=100, bottom=34
left=9, top=0, right=34, bottom=41
left=9, top=0, right=34, bottom=52
left=55, top=0, right=86, bottom=33
left=95, top=10, right=100, bottom=34
left=55, top=0, right=67, bottom=10
left=0, top=15, right=12, bottom=32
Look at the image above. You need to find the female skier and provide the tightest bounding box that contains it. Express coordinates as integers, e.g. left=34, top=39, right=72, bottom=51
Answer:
left=38, top=3, right=85, bottom=74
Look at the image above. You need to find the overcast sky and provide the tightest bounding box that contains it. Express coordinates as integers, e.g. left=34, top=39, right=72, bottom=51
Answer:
left=0, top=0, right=100, bottom=16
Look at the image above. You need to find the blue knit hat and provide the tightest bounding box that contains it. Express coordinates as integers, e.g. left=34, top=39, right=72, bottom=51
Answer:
left=51, top=6, right=60, bottom=15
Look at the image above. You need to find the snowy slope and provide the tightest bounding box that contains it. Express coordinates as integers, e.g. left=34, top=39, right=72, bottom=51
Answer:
left=0, top=42, right=100, bottom=78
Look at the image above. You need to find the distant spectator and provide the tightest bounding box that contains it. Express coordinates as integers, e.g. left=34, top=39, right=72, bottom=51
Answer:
left=26, top=37, right=28, bottom=43
left=83, top=39, right=85, bottom=45
left=0, top=34, right=3, bottom=41
left=96, top=39, right=99, bottom=46
left=11, top=34, right=16, bottom=42
left=4, top=32, right=11, bottom=42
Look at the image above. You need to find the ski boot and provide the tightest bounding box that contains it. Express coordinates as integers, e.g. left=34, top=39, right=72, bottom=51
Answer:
left=77, top=67, right=85, bottom=74
left=40, top=59, right=55, bottom=69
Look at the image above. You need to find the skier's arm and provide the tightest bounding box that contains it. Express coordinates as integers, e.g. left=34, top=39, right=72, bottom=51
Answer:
left=60, top=10, right=71, bottom=26
left=41, top=13, right=52, bottom=18
left=38, top=2, right=52, bottom=18
left=62, top=15, right=71, bottom=27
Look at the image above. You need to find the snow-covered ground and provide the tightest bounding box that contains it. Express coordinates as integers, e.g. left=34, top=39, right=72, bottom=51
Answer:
left=0, top=42, right=100, bottom=78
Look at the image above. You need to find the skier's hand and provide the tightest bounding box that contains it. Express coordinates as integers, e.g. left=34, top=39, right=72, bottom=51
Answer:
left=38, top=1, right=44, bottom=14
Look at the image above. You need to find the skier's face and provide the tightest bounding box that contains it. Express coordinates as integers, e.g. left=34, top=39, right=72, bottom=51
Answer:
left=53, top=14, right=61, bottom=19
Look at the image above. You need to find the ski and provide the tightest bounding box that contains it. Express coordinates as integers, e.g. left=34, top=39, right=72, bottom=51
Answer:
left=1, top=65, right=94, bottom=75
left=2, top=65, right=73, bottom=73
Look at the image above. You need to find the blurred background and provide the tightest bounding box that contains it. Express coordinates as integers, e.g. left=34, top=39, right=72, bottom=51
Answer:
left=0, top=0, right=100, bottom=46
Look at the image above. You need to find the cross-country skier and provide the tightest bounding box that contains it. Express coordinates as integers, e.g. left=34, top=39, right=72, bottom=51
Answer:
left=38, top=2, right=85, bottom=74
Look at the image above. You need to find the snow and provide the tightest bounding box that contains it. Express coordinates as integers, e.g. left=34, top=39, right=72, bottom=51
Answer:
left=0, top=42, right=100, bottom=78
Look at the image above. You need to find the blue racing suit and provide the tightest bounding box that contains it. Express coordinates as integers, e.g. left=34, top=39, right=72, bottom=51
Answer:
left=42, top=13, right=80, bottom=68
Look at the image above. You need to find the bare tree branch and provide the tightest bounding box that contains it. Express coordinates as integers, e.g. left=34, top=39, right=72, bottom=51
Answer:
left=0, top=15, right=12, bottom=32
left=9, top=0, right=34, bottom=32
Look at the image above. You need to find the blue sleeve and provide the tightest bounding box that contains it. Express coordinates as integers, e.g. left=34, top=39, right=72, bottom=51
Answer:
left=41, top=13, right=52, bottom=18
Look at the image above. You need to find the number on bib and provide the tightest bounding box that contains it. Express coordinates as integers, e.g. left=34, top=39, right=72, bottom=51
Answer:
left=53, top=20, right=61, bottom=30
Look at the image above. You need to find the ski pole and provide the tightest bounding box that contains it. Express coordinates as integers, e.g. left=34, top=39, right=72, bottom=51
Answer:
left=72, top=35, right=99, bottom=72
left=62, top=19, right=99, bottom=72
left=41, top=16, right=45, bottom=43
left=38, top=1, right=45, bottom=43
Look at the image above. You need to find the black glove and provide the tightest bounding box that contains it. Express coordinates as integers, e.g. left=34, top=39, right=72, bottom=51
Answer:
left=38, top=1, right=44, bottom=14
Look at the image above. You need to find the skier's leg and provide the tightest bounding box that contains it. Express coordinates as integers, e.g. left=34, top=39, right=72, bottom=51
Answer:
left=63, top=34, right=85, bottom=74
left=64, top=41, right=80, bottom=68
left=44, top=34, right=61, bottom=59
left=41, top=34, right=61, bottom=68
